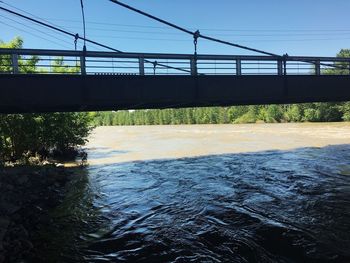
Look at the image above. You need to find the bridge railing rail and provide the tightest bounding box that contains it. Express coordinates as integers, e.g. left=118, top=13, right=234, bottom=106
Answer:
left=1, top=48, right=349, bottom=76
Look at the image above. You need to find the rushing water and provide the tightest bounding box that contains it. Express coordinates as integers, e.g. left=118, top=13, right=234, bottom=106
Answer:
left=42, top=124, right=350, bottom=262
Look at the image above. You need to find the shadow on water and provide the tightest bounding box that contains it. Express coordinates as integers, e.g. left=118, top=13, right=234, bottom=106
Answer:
left=86, top=146, right=130, bottom=160
left=38, top=144, right=350, bottom=263
left=27, top=167, right=99, bottom=263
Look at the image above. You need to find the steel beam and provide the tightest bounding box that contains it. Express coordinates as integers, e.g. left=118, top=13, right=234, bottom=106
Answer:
left=1, top=75, right=350, bottom=113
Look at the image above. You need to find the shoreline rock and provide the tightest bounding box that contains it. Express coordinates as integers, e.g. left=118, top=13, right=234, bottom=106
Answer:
left=0, top=165, right=79, bottom=262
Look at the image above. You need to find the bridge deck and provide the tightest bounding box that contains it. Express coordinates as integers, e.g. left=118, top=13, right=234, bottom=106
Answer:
left=1, top=74, right=350, bottom=113
left=0, top=48, right=350, bottom=113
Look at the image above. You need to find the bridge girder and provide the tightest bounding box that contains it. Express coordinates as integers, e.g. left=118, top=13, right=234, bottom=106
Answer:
left=0, top=74, right=350, bottom=113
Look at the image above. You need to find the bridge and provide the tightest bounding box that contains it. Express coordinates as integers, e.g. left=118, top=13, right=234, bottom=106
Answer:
left=1, top=48, right=350, bottom=113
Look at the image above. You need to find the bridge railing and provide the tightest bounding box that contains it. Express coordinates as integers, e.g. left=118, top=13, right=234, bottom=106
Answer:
left=1, top=48, right=349, bottom=76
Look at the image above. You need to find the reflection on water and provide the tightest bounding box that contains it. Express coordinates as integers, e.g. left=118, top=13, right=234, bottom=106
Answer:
left=41, top=124, right=350, bottom=262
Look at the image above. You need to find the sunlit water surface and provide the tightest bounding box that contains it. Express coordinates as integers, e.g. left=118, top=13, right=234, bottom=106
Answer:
left=40, top=124, right=350, bottom=262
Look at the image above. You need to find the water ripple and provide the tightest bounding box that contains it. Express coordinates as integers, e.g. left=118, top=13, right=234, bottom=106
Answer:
left=42, top=143, right=350, bottom=262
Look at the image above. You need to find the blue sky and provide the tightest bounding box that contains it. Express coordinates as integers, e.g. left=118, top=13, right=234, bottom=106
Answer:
left=0, top=0, right=350, bottom=56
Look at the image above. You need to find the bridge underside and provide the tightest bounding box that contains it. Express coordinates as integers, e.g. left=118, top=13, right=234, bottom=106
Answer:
left=1, top=74, right=350, bottom=113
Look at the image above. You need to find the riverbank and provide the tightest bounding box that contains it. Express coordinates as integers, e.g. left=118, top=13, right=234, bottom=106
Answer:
left=0, top=165, right=81, bottom=262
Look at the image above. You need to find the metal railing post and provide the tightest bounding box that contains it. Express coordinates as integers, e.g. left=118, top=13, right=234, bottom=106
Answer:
left=152, top=61, right=157, bottom=75
left=315, top=60, right=321, bottom=75
left=277, top=59, right=283, bottom=76
left=80, top=46, right=87, bottom=75
left=11, top=54, right=19, bottom=74
left=236, top=59, right=241, bottom=75
left=283, top=56, right=287, bottom=75
left=80, top=54, right=86, bottom=75
left=139, top=57, right=145, bottom=75
left=190, top=58, right=197, bottom=76
left=5, top=48, right=350, bottom=77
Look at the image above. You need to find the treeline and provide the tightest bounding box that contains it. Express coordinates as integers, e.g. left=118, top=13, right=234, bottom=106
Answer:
left=94, top=48, right=350, bottom=126
left=92, top=102, right=350, bottom=126
left=0, top=37, right=91, bottom=165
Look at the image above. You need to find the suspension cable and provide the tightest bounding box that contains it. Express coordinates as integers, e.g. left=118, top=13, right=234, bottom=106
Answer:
left=74, top=33, right=79, bottom=50
left=198, top=34, right=278, bottom=57
left=108, top=0, right=350, bottom=71
left=0, top=5, right=191, bottom=73
left=109, top=0, right=192, bottom=35
left=80, top=0, right=87, bottom=48
left=108, top=0, right=280, bottom=57
left=2, top=2, right=346, bottom=73
left=193, top=30, right=200, bottom=56
left=0, top=5, right=122, bottom=52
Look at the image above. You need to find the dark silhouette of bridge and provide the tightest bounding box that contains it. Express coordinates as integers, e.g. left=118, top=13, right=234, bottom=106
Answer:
left=1, top=48, right=350, bottom=113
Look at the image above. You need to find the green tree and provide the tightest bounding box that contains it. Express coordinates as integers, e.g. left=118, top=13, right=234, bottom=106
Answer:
left=261, top=105, right=283, bottom=123
left=0, top=37, right=39, bottom=73
left=0, top=37, right=92, bottom=163
left=284, top=105, right=303, bottom=122
left=51, top=57, right=80, bottom=74
left=335, top=50, right=350, bottom=120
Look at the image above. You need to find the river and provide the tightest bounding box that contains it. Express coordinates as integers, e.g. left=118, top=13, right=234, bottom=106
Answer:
left=41, top=123, right=350, bottom=262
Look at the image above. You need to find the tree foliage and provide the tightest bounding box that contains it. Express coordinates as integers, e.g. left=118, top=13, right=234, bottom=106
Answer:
left=0, top=37, right=91, bottom=164
left=92, top=102, right=347, bottom=127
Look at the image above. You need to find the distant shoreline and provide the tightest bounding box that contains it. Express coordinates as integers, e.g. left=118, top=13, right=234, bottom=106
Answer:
left=92, top=103, right=350, bottom=126
left=94, top=121, right=350, bottom=127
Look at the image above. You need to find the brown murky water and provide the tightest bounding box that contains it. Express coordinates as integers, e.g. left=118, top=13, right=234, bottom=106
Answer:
left=44, top=124, right=350, bottom=262
left=87, top=123, right=350, bottom=164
